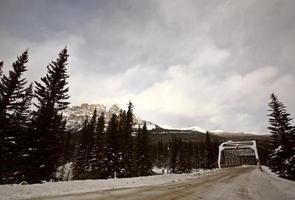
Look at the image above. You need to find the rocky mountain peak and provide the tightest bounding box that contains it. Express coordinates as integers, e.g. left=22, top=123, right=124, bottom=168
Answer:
left=64, top=103, right=144, bottom=131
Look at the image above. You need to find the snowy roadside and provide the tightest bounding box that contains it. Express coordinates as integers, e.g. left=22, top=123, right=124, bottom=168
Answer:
left=0, top=169, right=220, bottom=200
left=261, top=165, right=279, bottom=176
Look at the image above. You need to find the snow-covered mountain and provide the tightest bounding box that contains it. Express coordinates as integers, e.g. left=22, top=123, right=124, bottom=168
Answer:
left=64, top=103, right=152, bottom=131
left=63, top=103, right=221, bottom=134
left=160, top=125, right=207, bottom=133
left=64, top=103, right=105, bottom=130
left=210, top=130, right=225, bottom=134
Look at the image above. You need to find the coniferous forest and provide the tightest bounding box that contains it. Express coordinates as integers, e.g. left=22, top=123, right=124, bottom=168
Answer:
left=0, top=49, right=294, bottom=184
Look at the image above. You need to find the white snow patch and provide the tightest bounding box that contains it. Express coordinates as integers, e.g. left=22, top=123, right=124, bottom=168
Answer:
left=137, top=121, right=157, bottom=130
left=152, top=167, right=168, bottom=174
left=55, top=162, right=74, bottom=181
left=211, top=130, right=225, bottom=134
left=146, top=123, right=156, bottom=130
left=179, top=126, right=207, bottom=133
left=274, top=145, right=283, bottom=154
left=160, top=124, right=175, bottom=130
left=261, top=165, right=279, bottom=177
left=0, top=169, right=220, bottom=200
left=160, top=124, right=207, bottom=133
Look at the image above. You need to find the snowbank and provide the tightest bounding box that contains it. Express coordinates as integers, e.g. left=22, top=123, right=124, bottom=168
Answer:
left=261, top=165, right=279, bottom=176
left=0, top=169, right=220, bottom=200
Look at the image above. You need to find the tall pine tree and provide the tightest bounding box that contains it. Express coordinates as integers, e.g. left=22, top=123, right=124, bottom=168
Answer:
left=267, top=93, right=295, bottom=179
left=89, top=113, right=106, bottom=178
left=0, top=61, right=3, bottom=77
left=169, top=136, right=181, bottom=173
left=74, top=118, right=90, bottom=180
left=32, top=48, right=70, bottom=182
left=105, top=114, right=122, bottom=178
left=117, top=110, right=127, bottom=177
left=87, top=108, right=97, bottom=162
left=0, top=50, right=29, bottom=128
left=204, top=131, right=213, bottom=169
left=0, top=51, right=32, bottom=184
left=135, top=122, right=153, bottom=176
left=122, top=101, right=135, bottom=177
left=8, top=84, right=34, bottom=183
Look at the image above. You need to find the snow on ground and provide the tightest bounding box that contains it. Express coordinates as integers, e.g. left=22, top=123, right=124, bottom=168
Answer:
left=261, top=165, right=279, bottom=176
left=152, top=167, right=166, bottom=174
left=0, top=169, right=220, bottom=200
left=55, top=162, right=74, bottom=181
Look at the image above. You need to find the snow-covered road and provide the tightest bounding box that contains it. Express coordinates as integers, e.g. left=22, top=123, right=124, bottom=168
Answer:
left=25, top=166, right=294, bottom=200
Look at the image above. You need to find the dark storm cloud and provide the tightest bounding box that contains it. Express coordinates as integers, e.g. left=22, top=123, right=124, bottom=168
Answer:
left=1, top=0, right=295, bottom=133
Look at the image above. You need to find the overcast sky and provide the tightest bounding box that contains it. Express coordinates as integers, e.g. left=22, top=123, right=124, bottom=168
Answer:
left=1, top=0, right=295, bottom=134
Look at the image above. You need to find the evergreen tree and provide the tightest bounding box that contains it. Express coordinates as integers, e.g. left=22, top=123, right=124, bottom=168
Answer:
left=62, top=130, right=72, bottom=164
left=204, top=131, right=213, bottom=169
left=105, top=114, right=121, bottom=178
left=193, top=143, right=200, bottom=169
left=0, top=51, right=32, bottom=184
left=89, top=113, right=106, bottom=178
left=135, top=122, right=153, bottom=176
left=155, top=140, right=164, bottom=168
left=174, top=141, right=193, bottom=174
left=267, top=93, right=295, bottom=179
left=199, top=140, right=205, bottom=168
left=0, top=61, right=3, bottom=77
left=268, top=93, right=293, bottom=150
left=73, top=118, right=89, bottom=180
left=163, top=143, right=169, bottom=169
left=8, top=84, right=34, bottom=183
left=74, top=109, right=98, bottom=179
left=185, top=142, right=194, bottom=171
left=115, top=110, right=126, bottom=177
left=10, top=84, right=33, bottom=126
left=86, top=108, right=97, bottom=164
left=58, top=127, right=73, bottom=181
left=174, top=140, right=185, bottom=173
left=122, top=101, right=135, bottom=177
left=169, top=136, right=181, bottom=173
left=74, top=117, right=89, bottom=179
left=32, top=48, right=70, bottom=182
left=0, top=50, right=29, bottom=128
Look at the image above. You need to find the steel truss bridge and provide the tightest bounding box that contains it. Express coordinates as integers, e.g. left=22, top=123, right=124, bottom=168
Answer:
left=218, top=140, right=260, bottom=168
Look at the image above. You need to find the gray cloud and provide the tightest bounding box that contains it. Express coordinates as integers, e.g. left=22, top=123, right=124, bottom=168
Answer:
left=1, top=0, right=295, bottom=133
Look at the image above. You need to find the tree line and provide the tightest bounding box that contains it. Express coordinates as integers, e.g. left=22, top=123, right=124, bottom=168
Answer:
left=72, top=102, right=153, bottom=180
left=153, top=133, right=220, bottom=174
left=72, top=121, right=220, bottom=180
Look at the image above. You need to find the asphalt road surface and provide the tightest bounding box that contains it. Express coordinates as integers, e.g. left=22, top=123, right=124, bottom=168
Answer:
left=31, top=166, right=295, bottom=200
